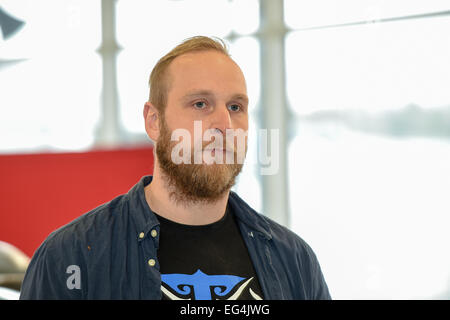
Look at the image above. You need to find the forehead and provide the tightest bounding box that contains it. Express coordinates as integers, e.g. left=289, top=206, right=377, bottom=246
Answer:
left=166, top=50, right=247, bottom=95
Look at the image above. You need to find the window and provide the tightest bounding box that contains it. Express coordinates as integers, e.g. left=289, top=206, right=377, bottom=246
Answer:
left=286, top=1, right=450, bottom=299
left=0, top=0, right=101, bottom=153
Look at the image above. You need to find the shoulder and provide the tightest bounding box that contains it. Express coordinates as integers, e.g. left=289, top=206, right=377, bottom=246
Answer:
left=44, top=193, right=130, bottom=251
left=230, top=191, right=312, bottom=254
left=253, top=206, right=318, bottom=264
left=20, top=194, right=130, bottom=299
left=230, top=192, right=310, bottom=245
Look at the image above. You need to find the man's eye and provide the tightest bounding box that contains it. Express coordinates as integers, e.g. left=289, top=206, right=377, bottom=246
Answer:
left=228, top=104, right=241, bottom=112
left=194, top=101, right=207, bottom=109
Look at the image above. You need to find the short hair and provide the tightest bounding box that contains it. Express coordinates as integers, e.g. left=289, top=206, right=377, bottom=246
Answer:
left=148, top=36, right=230, bottom=115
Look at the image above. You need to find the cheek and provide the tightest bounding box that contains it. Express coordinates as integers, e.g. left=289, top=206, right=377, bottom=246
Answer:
left=234, top=116, right=249, bottom=132
left=165, top=110, right=193, bottom=134
left=170, top=120, right=202, bottom=150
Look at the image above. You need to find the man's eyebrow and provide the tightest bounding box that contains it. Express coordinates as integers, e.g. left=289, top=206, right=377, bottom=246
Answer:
left=232, top=94, right=249, bottom=105
left=182, top=90, right=249, bottom=104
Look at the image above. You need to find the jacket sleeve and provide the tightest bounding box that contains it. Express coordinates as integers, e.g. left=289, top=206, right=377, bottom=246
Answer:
left=19, top=236, right=84, bottom=300
left=301, top=241, right=332, bottom=300
left=311, top=253, right=331, bottom=300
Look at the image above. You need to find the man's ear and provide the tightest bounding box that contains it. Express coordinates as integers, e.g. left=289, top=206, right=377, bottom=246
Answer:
left=143, top=101, right=160, bottom=141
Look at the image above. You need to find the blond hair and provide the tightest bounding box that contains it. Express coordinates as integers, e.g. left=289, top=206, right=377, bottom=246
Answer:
left=148, top=36, right=230, bottom=115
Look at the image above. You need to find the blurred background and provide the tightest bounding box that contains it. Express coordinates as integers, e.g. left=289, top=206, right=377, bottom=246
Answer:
left=0, top=0, right=449, bottom=299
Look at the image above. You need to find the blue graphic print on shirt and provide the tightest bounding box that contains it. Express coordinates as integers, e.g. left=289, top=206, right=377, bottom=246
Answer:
left=161, top=269, right=260, bottom=300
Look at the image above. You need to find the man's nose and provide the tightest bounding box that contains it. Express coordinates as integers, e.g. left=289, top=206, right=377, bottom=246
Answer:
left=209, top=104, right=232, bottom=134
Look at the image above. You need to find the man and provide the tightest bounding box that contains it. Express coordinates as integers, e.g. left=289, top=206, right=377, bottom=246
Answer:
left=20, top=36, right=331, bottom=300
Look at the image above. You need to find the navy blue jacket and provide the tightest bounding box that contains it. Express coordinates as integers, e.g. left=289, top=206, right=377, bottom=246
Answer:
left=20, top=176, right=331, bottom=300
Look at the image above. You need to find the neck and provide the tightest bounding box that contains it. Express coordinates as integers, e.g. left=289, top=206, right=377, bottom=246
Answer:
left=144, top=162, right=230, bottom=226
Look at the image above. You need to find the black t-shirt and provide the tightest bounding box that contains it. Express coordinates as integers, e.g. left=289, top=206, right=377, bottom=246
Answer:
left=155, top=205, right=264, bottom=300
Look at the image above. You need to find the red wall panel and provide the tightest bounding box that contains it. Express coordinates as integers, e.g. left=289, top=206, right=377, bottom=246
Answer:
left=0, top=145, right=154, bottom=257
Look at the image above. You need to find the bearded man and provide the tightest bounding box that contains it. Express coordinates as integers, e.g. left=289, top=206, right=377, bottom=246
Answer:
left=20, top=36, right=331, bottom=300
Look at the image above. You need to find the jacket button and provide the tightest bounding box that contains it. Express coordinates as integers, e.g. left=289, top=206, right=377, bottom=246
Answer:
left=148, top=259, right=156, bottom=267
left=139, top=232, right=145, bottom=239
left=151, top=229, right=157, bottom=238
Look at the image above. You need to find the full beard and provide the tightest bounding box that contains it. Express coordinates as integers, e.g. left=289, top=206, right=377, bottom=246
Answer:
left=156, top=117, right=245, bottom=205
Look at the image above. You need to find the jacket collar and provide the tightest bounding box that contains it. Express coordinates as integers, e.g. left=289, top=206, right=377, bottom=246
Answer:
left=128, top=175, right=272, bottom=240
left=228, top=190, right=272, bottom=240
left=127, top=175, right=160, bottom=241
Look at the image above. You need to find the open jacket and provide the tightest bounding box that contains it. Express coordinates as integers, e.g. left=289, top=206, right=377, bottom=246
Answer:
left=20, top=176, right=331, bottom=300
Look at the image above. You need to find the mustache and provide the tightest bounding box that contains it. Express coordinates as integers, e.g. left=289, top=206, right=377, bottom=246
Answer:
left=201, top=144, right=236, bottom=153
left=188, top=138, right=243, bottom=154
